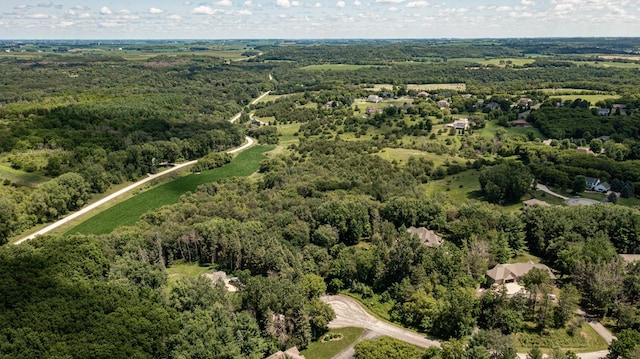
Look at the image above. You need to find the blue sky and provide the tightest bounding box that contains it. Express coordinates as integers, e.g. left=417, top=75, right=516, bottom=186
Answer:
left=0, top=0, right=639, bottom=39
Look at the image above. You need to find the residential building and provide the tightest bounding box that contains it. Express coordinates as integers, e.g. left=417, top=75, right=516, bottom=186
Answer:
left=486, top=261, right=556, bottom=286
left=407, top=226, right=443, bottom=247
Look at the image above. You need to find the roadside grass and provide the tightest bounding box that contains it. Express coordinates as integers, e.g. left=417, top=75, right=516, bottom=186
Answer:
left=0, top=163, right=50, bottom=187
left=530, top=190, right=566, bottom=206
left=302, top=64, right=379, bottom=71
left=515, top=321, right=608, bottom=354
left=301, top=327, right=365, bottom=359
left=66, top=145, right=272, bottom=235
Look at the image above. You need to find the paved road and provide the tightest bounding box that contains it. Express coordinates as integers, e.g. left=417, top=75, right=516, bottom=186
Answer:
left=14, top=135, right=255, bottom=245
left=322, top=295, right=611, bottom=359
left=320, top=295, right=441, bottom=350
left=536, top=183, right=569, bottom=200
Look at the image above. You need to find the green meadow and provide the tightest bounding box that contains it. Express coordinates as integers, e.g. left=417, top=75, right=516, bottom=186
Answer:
left=66, top=145, right=272, bottom=235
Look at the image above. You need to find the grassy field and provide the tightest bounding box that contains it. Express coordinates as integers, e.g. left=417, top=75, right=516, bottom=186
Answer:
left=166, top=261, right=214, bottom=289
left=301, top=327, right=365, bottom=359
left=480, top=121, right=546, bottom=140
left=0, top=163, right=50, bottom=187
left=376, top=147, right=464, bottom=167
left=66, top=145, right=272, bottom=235
left=426, top=169, right=483, bottom=203
left=479, top=58, right=536, bottom=66
left=364, top=83, right=466, bottom=92
left=515, top=321, right=608, bottom=354
left=302, top=64, right=379, bottom=71
left=553, top=94, right=621, bottom=104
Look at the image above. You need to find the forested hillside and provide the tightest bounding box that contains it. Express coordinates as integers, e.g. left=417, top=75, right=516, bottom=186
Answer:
left=2, top=39, right=640, bottom=358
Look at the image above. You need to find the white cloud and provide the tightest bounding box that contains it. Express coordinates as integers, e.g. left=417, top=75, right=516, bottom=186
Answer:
left=376, top=0, right=405, bottom=3
left=237, top=9, right=252, bottom=15
left=192, top=5, right=218, bottom=14
left=496, top=6, right=512, bottom=12
left=100, top=6, right=113, bottom=15
left=291, top=1, right=302, bottom=6
left=99, top=21, right=121, bottom=27
left=406, top=1, right=428, bottom=8
left=15, top=4, right=29, bottom=10
left=73, top=5, right=89, bottom=10
left=65, top=9, right=76, bottom=16
left=149, top=7, right=165, bottom=14
left=183, top=1, right=192, bottom=5
left=58, top=21, right=73, bottom=27
left=354, top=0, right=361, bottom=5
left=79, top=13, right=90, bottom=18
left=244, top=0, right=253, bottom=6
left=216, top=0, right=233, bottom=6
left=337, top=1, right=346, bottom=8
left=37, top=2, right=54, bottom=8
left=167, top=14, right=183, bottom=20
left=29, top=13, right=49, bottom=19
left=521, top=0, right=535, bottom=5
left=277, top=0, right=291, bottom=8
left=119, top=9, right=131, bottom=14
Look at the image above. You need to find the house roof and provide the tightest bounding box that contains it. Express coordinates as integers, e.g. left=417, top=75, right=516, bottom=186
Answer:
left=266, top=347, right=305, bottom=359
left=407, top=226, right=443, bottom=247
left=486, top=261, right=556, bottom=282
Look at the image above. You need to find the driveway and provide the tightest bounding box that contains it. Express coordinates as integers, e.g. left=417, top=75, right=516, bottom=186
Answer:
left=320, top=295, right=440, bottom=349
left=536, top=183, right=569, bottom=200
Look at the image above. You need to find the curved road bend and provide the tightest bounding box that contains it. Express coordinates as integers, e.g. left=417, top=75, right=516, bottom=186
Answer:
left=321, top=295, right=610, bottom=359
left=15, top=135, right=254, bottom=245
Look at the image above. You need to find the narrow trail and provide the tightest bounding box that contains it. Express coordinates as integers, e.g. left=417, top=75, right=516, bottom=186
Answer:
left=15, top=91, right=270, bottom=244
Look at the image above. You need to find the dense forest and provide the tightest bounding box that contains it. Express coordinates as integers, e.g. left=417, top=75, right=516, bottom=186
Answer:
left=2, top=39, right=640, bottom=358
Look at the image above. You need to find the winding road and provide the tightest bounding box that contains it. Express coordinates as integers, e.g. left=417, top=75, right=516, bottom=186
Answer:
left=321, top=295, right=611, bottom=359
left=14, top=90, right=269, bottom=245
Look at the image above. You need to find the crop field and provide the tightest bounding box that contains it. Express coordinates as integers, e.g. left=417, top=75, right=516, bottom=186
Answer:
left=66, top=145, right=272, bottom=235
left=302, top=64, right=379, bottom=71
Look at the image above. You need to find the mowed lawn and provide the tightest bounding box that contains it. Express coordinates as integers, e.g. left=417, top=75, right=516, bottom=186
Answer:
left=66, top=145, right=272, bottom=235
left=301, top=327, right=364, bottom=359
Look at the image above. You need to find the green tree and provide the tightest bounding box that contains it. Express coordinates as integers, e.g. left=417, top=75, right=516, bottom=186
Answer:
left=572, top=175, right=586, bottom=194
left=607, top=329, right=640, bottom=359
left=479, top=162, right=533, bottom=204
left=589, top=138, right=603, bottom=154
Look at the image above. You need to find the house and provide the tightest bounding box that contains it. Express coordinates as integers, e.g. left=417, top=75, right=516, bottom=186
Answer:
left=523, top=199, right=551, bottom=208
left=325, top=101, right=335, bottom=109
left=367, top=95, right=383, bottom=103
left=266, top=347, right=305, bottom=359
left=446, top=118, right=470, bottom=132
left=462, top=93, right=473, bottom=99
left=438, top=100, right=450, bottom=108
left=366, top=106, right=380, bottom=115
left=486, top=102, right=501, bottom=111
left=486, top=261, right=556, bottom=286
left=519, top=97, right=533, bottom=106
left=577, top=148, right=595, bottom=155
left=594, top=182, right=611, bottom=193
left=510, top=119, right=531, bottom=128
left=613, top=104, right=627, bottom=110
left=407, top=226, right=443, bottom=247
left=204, top=271, right=238, bottom=292
left=585, top=177, right=601, bottom=190
left=597, top=108, right=611, bottom=116
left=597, top=136, right=610, bottom=142
left=416, top=91, right=430, bottom=98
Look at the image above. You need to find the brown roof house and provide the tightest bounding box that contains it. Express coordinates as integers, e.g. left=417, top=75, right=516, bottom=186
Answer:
left=486, top=261, right=556, bottom=286
left=407, top=226, right=443, bottom=247
left=265, top=347, right=305, bottom=359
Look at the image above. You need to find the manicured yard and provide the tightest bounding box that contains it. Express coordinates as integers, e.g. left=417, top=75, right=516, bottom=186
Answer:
left=301, top=327, right=364, bottom=359
left=66, top=145, right=272, bottom=235
left=426, top=169, right=483, bottom=203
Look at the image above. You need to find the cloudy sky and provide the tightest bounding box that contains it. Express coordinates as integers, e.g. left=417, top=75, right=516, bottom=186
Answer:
left=0, top=0, right=638, bottom=39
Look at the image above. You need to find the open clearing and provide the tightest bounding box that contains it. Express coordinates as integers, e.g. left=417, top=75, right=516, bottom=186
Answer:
left=364, top=83, right=466, bottom=92
left=302, top=64, right=379, bottom=71
left=479, top=58, right=536, bottom=66
left=0, top=163, right=50, bottom=187
left=552, top=94, right=621, bottom=104
left=66, top=145, right=272, bottom=235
